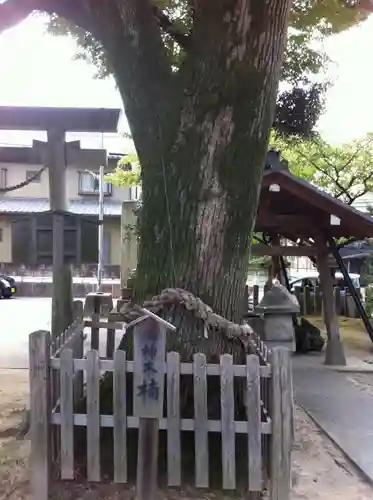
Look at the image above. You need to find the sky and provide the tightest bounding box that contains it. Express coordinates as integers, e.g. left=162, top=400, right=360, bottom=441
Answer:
left=0, top=12, right=373, bottom=149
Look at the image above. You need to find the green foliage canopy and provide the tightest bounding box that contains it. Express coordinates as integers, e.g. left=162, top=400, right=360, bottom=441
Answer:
left=271, top=132, right=373, bottom=204
left=106, top=154, right=141, bottom=187
left=108, top=132, right=373, bottom=210
left=47, top=0, right=369, bottom=84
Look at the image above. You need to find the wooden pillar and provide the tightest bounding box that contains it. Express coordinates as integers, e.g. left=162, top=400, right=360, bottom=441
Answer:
left=317, top=252, right=346, bottom=366
left=269, top=234, right=289, bottom=288
left=270, top=235, right=281, bottom=284
left=46, top=129, right=73, bottom=340
left=270, top=347, right=293, bottom=500
left=29, top=330, right=51, bottom=500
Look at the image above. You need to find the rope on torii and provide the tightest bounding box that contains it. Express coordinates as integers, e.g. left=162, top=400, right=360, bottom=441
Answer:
left=0, top=164, right=47, bottom=193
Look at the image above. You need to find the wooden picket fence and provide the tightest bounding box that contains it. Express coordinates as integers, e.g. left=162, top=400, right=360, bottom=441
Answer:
left=29, top=309, right=293, bottom=500
left=248, top=284, right=360, bottom=318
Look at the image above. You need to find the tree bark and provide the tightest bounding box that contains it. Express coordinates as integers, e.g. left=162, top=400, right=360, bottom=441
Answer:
left=109, top=0, right=293, bottom=367
left=111, top=0, right=292, bottom=320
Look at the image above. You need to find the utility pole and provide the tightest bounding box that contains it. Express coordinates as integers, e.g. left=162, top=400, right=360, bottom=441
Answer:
left=86, top=164, right=105, bottom=291
left=97, top=164, right=104, bottom=291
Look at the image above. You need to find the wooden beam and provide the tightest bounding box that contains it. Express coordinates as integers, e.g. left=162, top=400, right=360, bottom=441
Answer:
left=34, top=140, right=107, bottom=169
left=251, top=245, right=323, bottom=257
left=0, top=142, right=108, bottom=167
left=256, top=213, right=316, bottom=229
left=0, top=106, right=120, bottom=132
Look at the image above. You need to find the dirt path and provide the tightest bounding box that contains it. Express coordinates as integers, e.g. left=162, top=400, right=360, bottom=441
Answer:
left=0, top=369, right=372, bottom=499
left=0, top=369, right=30, bottom=500
left=291, top=407, right=373, bottom=500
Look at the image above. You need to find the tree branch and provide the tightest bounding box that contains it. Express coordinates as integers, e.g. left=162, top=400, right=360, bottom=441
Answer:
left=93, top=0, right=174, bottom=164
left=341, top=136, right=373, bottom=171
left=351, top=171, right=373, bottom=202
left=315, top=141, right=347, bottom=184
left=0, top=0, right=175, bottom=166
left=294, top=146, right=351, bottom=201
left=152, top=6, right=190, bottom=50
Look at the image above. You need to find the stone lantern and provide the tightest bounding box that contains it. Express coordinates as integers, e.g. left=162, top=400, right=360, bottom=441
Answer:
left=83, top=291, right=114, bottom=318
left=254, top=283, right=300, bottom=352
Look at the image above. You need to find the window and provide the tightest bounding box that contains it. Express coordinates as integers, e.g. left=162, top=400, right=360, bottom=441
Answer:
left=0, top=168, right=7, bottom=189
left=78, top=171, right=112, bottom=195
left=0, top=228, right=3, bottom=243
left=26, top=170, right=42, bottom=183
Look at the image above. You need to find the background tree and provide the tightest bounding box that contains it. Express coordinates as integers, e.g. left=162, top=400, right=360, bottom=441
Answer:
left=272, top=132, right=373, bottom=205
left=273, top=82, right=328, bottom=138
left=1, top=2, right=372, bottom=354
left=110, top=153, right=141, bottom=187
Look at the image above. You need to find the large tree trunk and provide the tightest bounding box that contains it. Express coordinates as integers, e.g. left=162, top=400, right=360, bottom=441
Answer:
left=100, top=0, right=292, bottom=358
left=128, top=1, right=290, bottom=306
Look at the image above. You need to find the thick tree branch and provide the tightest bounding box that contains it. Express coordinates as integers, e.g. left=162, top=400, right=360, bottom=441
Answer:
left=92, top=0, right=174, bottom=165
left=0, top=0, right=190, bottom=50
left=152, top=6, right=190, bottom=50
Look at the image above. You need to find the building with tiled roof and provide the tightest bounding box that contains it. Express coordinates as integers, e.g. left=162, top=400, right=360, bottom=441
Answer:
left=0, top=140, right=138, bottom=268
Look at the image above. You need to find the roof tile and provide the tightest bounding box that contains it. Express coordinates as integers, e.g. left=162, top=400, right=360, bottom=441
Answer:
left=0, top=197, right=123, bottom=216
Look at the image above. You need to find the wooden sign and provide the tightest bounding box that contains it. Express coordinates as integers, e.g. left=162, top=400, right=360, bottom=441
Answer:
left=133, top=317, right=166, bottom=418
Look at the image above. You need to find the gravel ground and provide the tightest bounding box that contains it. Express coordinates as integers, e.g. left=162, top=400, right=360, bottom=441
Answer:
left=291, top=407, right=373, bottom=500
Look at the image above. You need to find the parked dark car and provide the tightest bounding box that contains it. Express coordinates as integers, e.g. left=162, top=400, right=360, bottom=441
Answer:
left=0, top=274, right=17, bottom=298
left=289, top=271, right=361, bottom=297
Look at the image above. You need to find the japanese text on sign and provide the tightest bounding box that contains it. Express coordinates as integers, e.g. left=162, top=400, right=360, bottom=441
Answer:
left=137, top=340, right=160, bottom=402
left=133, top=317, right=166, bottom=418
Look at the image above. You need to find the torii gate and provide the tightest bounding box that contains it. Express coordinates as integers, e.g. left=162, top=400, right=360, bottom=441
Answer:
left=0, top=106, right=121, bottom=338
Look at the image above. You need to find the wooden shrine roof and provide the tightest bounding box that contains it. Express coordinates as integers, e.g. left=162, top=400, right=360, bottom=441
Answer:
left=255, top=150, right=373, bottom=240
